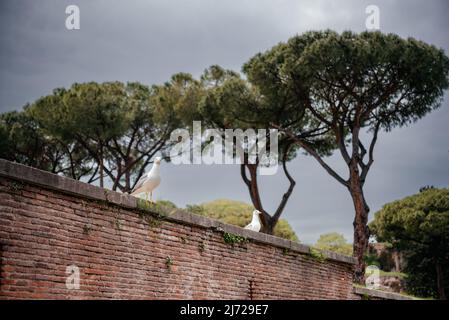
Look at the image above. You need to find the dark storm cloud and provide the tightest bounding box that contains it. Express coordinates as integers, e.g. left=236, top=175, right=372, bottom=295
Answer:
left=1, top=0, right=448, bottom=243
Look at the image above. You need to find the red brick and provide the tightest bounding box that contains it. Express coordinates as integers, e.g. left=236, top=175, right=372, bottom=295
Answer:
left=0, top=175, right=356, bottom=300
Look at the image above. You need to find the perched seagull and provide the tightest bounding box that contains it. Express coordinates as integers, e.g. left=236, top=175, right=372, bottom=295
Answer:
left=244, top=210, right=262, bottom=232
left=130, top=157, right=161, bottom=205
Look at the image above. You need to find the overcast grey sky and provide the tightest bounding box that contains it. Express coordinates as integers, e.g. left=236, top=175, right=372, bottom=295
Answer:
left=1, top=0, right=448, bottom=244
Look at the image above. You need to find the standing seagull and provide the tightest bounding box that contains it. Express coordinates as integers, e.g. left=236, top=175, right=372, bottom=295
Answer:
left=244, top=210, right=262, bottom=232
left=130, top=157, right=161, bottom=205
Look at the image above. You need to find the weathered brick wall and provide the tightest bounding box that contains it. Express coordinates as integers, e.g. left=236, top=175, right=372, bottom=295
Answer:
left=0, top=159, right=356, bottom=300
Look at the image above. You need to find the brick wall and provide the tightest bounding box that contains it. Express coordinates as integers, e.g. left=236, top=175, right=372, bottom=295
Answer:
left=0, top=159, right=356, bottom=300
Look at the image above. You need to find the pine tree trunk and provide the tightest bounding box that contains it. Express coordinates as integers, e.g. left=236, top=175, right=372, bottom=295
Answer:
left=125, top=163, right=130, bottom=192
left=99, top=145, right=104, bottom=188
left=262, top=217, right=275, bottom=235
left=240, top=162, right=290, bottom=236
left=436, top=262, right=446, bottom=300
left=349, top=166, right=370, bottom=284
left=244, top=166, right=272, bottom=235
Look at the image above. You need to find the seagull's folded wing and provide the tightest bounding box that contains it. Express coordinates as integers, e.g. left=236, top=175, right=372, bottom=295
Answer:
left=131, top=175, right=147, bottom=193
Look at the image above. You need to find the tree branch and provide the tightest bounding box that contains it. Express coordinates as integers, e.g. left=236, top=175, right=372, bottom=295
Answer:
left=272, top=142, right=296, bottom=222
left=273, top=124, right=349, bottom=187
left=336, top=120, right=351, bottom=165
left=360, top=122, right=380, bottom=185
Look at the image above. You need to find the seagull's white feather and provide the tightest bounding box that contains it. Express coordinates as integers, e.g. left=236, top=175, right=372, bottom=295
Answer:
left=131, top=157, right=162, bottom=196
left=244, top=210, right=262, bottom=232
left=132, top=174, right=148, bottom=192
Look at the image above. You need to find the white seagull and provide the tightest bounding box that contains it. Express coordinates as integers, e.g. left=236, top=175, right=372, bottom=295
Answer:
left=130, top=157, right=162, bottom=205
left=244, top=210, right=262, bottom=232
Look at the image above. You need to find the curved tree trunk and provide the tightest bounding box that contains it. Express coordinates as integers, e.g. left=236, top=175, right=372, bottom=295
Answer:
left=245, top=164, right=274, bottom=234
left=240, top=144, right=296, bottom=236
